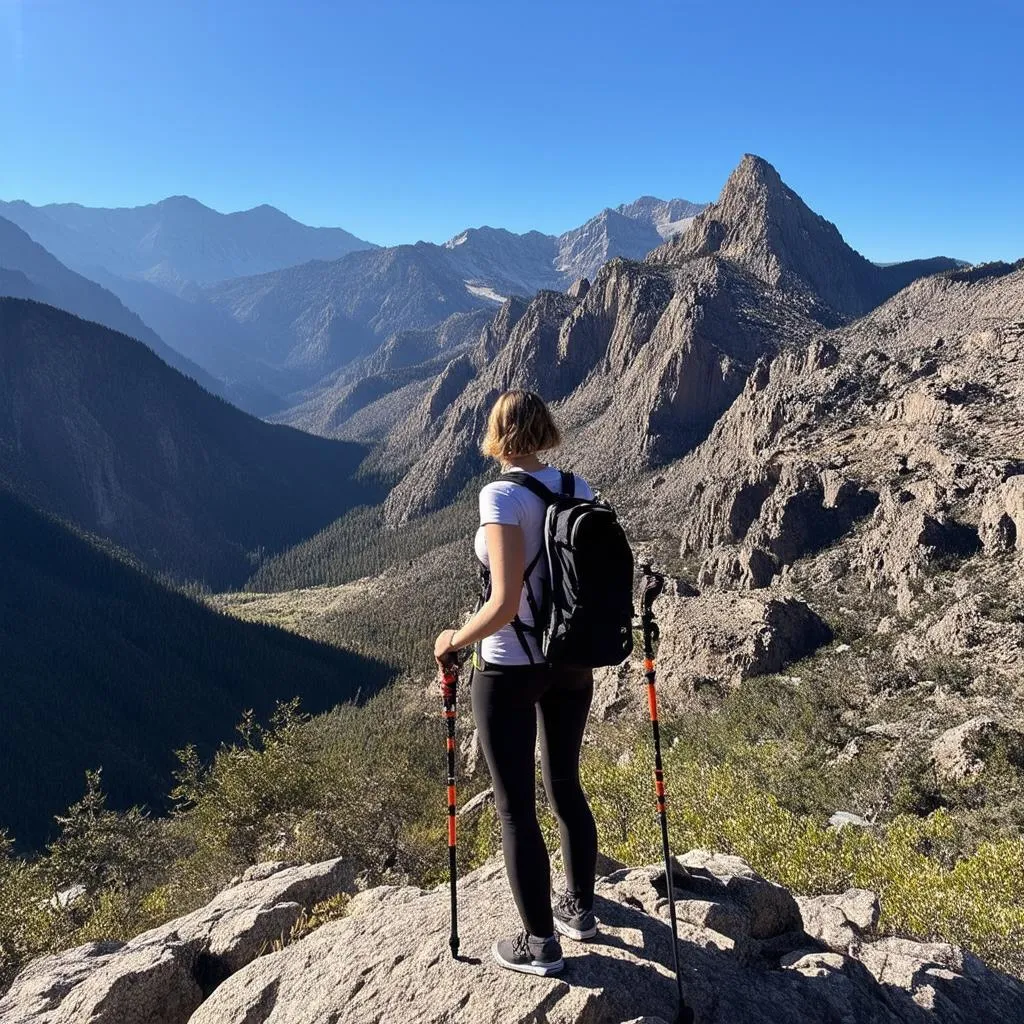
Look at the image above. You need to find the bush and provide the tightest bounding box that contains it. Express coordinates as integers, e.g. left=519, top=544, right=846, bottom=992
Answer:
left=580, top=732, right=1024, bottom=975
left=161, top=691, right=454, bottom=915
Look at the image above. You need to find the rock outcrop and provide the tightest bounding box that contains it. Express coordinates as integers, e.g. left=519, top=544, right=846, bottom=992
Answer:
left=592, top=583, right=832, bottom=715
left=9, top=853, right=1020, bottom=1024
left=979, top=474, right=1024, bottom=554
left=0, top=859, right=353, bottom=1024
left=663, top=589, right=829, bottom=691
left=795, top=889, right=880, bottom=955
left=930, top=717, right=1024, bottom=782
left=187, top=856, right=1024, bottom=1023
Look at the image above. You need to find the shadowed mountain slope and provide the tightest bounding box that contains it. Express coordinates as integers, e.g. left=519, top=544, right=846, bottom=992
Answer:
left=82, top=267, right=290, bottom=415
left=0, top=488, right=394, bottom=847
left=0, top=215, right=222, bottom=393
left=0, top=299, right=373, bottom=586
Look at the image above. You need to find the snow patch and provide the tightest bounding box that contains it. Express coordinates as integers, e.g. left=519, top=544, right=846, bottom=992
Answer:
left=465, top=282, right=505, bottom=304
left=655, top=215, right=697, bottom=241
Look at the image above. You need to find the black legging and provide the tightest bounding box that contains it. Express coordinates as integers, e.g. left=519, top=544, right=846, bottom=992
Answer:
left=471, top=662, right=598, bottom=937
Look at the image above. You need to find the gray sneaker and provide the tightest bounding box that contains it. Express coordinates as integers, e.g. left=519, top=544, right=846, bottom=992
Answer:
left=492, top=931, right=564, bottom=976
left=552, top=891, right=597, bottom=940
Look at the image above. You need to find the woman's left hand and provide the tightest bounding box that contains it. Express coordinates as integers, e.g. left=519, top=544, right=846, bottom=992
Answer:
left=434, top=629, right=459, bottom=666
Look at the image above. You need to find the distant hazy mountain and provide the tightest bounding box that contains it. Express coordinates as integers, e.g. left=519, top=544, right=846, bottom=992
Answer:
left=0, top=486, right=393, bottom=847
left=0, top=298, right=373, bottom=586
left=199, top=196, right=706, bottom=395
left=0, top=215, right=222, bottom=392
left=84, top=265, right=290, bottom=415
left=202, top=243, right=494, bottom=391
left=0, top=195, right=376, bottom=288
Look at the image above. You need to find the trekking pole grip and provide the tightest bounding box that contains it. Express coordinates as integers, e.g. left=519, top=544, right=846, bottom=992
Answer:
left=640, top=564, right=665, bottom=660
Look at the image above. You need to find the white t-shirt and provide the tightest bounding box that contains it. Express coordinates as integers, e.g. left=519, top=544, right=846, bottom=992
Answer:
left=475, top=465, right=594, bottom=665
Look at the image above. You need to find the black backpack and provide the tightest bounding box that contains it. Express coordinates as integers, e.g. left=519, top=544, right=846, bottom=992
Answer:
left=479, top=470, right=635, bottom=669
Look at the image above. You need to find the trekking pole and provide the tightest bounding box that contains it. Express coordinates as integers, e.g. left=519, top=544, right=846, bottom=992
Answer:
left=440, top=655, right=460, bottom=958
left=640, top=565, right=694, bottom=1024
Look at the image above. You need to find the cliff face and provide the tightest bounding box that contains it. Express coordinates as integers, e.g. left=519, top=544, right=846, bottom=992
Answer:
left=382, top=255, right=816, bottom=525
left=650, top=261, right=1024, bottom=594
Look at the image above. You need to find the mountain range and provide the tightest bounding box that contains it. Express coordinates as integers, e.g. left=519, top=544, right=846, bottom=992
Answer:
left=0, top=195, right=376, bottom=288
left=339, top=155, right=964, bottom=523
left=1, top=193, right=707, bottom=409
left=0, top=215, right=221, bottom=392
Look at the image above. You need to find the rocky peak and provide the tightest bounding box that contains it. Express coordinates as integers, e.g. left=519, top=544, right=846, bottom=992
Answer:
left=556, top=208, right=665, bottom=283
left=655, top=154, right=959, bottom=321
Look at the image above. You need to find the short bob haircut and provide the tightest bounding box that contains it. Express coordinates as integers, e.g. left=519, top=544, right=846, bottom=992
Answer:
left=481, top=389, right=561, bottom=460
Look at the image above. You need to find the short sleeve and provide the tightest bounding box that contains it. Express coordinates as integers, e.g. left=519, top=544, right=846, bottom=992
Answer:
left=479, top=481, right=526, bottom=526
left=573, top=475, right=595, bottom=501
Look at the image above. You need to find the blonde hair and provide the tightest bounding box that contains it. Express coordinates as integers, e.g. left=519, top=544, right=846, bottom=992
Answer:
left=481, top=390, right=561, bottom=460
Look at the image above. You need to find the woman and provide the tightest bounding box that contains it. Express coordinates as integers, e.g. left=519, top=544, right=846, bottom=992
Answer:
left=434, top=389, right=599, bottom=976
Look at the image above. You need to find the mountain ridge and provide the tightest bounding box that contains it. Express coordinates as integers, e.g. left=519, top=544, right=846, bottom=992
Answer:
left=654, top=154, right=961, bottom=320
left=0, top=214, right=223, bottom=393
left=193, top=195, right=708, bottom=397
left=376, top=156, right=970, bottom=525
left=0, top=298, right=374, bottom=586
left=0, top=195, right=377, bottom=289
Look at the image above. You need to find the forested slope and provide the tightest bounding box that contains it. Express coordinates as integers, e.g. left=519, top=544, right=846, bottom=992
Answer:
left=0, top=488, right=394, bottom=847
left=0, top=299, right=379, bottom=587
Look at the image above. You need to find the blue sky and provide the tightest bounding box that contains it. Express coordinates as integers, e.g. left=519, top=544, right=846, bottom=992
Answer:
left=1, top=0, right=1021, bottom=262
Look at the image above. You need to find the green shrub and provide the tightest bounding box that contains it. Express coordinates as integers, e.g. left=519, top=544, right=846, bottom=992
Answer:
left=580, top=734, right=1024, bottom=975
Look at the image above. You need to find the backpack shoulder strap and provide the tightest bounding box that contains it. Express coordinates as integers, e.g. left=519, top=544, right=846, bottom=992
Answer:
left=498, top=470, right=557, bottom=504
left=559, top=471, right=575, bottom=498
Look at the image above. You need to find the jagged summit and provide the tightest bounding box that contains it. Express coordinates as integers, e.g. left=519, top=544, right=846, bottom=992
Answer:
left=655, top=154, right=960, bottom=320
left=617, top=195, right=706, bottom=239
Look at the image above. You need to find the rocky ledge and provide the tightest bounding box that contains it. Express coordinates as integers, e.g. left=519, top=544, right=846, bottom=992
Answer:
left=3, top=851, right=1023, bottom=1024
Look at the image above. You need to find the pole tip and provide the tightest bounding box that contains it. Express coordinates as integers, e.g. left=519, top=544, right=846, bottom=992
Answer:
left=449, top=937, right=460, bottom=958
